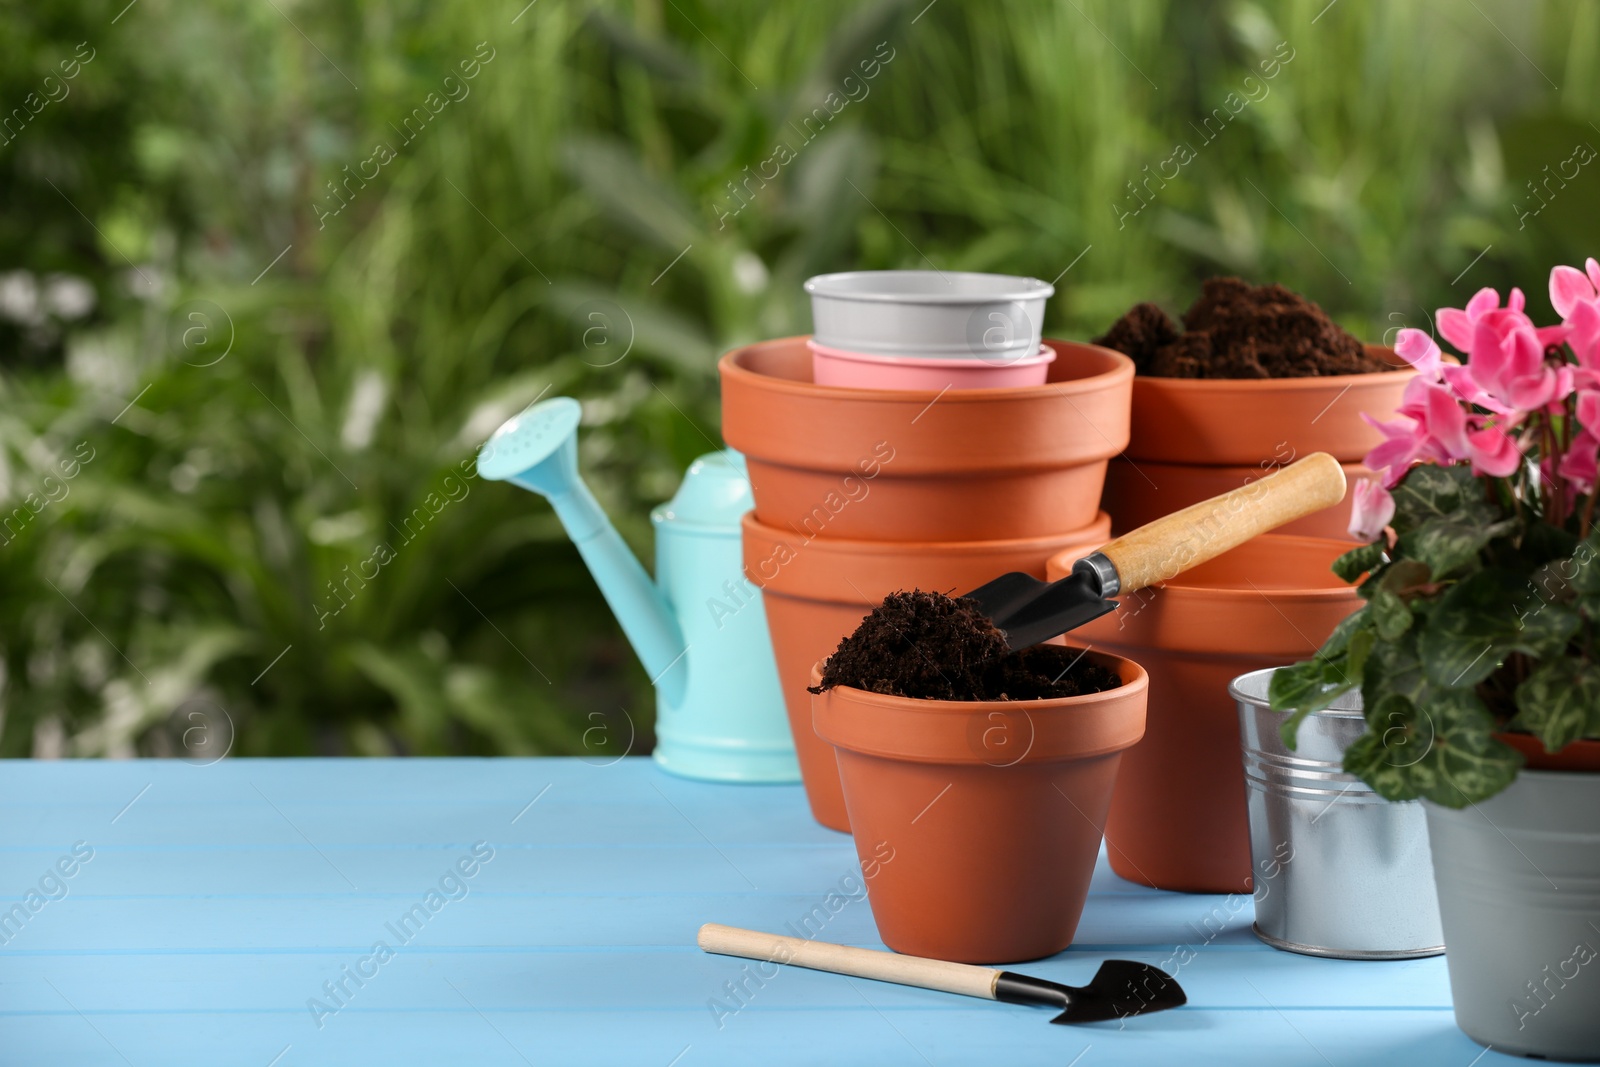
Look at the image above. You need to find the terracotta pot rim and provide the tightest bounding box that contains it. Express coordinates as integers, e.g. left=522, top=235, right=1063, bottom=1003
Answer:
left=721, top=335, right=1134, bottom=403
left=742, top=509, right=1112, bottom=557
left=1494, top=731, right=1600, bottom=773
left=810, top=652, right=1148, bottom=765
left=1127, top=345, right=1412, bottom=390
left=807, top=651, right=1147, bottom=714
left=1048, top=533, right=1356, bottom=601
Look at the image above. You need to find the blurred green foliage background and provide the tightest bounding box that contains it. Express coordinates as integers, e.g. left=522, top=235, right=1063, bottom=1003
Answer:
left=2, top=0, right=1598, bottom=758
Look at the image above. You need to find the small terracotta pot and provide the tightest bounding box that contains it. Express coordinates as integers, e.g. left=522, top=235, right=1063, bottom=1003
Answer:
left=1496, top=731, right=1600, bottom=773
left=1046, top=535, right=1361, bottom=893
left=720, top=336, right=1133, bottom=542
left=1101, top=457, right=1377, bottom=541
left=811, top=653, right=1148, bottom=963
left=745, top=510, right=1113, bottom=832
left=1123, top=347, right=1413, bottom=465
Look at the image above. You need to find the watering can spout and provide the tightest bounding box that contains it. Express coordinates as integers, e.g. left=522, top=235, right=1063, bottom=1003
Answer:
left=477, top=398, right=687, bottom=701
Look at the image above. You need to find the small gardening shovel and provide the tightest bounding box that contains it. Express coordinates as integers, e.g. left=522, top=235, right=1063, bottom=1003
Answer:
left=698, top=923, right=1185, bottom=1024
left=965, top=452, right=1348, bottom=650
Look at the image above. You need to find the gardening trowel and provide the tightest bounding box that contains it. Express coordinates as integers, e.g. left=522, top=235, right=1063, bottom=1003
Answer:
left=965, top=452, right=1348, bottom=650
left=697, top=923, right=1185, bottom=1024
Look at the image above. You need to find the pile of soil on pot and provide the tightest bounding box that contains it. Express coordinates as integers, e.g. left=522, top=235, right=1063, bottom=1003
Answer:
left=1093, top=276, right=1390, bottom=379
left=807, top=589, right=1122, bottom=701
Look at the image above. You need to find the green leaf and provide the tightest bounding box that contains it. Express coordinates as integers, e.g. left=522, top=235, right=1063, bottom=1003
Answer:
left=1513, top=658, right=1600, bottom=752
left=1571, top=527, right=1600, bottom=616
left=1515, top=601, right=1582, bottom=657
left=1397, top=517, right=1513, bottom=580
left=1270, top=607, right=1371, bottom=749
left=1346, top=627, right=1376, bottom=681
left=1378, top=559, right=1433, bottom=594
left=1388, top=464, right=1494, bottom=533
left=1269, top=659, right=1325, bottom=712
left=1371, top=588, right=1412, bottom=639
left=1363, top=627, right=1429, bottom=706
left=1343, top=694, right=1427, bottom=801
left=1332, top=541, right=1386, bottom=584
left=1344, top=689, right=1522, bottom=806
left=1418, top=570, right=1519, bottom=688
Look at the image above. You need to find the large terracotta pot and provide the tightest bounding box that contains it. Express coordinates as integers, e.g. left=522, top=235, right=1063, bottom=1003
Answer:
left=720, top=336, right=1133, bottom=542
left=1046, top=535, right=1361, bottom=893
left=1102, top=457, right=1376, bottom=541
left=1123, top=347, right=1413, bottom=465
left=744, top=510, right=1112, bottom=832
left=811, top=652, right=1148, bottom=963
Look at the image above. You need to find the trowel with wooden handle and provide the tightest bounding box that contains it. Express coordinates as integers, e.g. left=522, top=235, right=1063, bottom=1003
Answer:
left=697, top=923, right=1185, bottom=1024
left=963, top=452, right=1349, bottom=650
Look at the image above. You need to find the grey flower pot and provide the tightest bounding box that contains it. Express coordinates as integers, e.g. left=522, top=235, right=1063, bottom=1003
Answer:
left=1425, top=769, right=1600, bottom=1061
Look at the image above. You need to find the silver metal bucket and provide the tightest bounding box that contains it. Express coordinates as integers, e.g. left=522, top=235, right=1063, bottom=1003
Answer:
left=1231, top=667, right=1444, bottom=959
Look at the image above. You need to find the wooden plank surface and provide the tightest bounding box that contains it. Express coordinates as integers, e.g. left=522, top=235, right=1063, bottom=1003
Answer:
left=0, top=758, right=1512, bottom=1066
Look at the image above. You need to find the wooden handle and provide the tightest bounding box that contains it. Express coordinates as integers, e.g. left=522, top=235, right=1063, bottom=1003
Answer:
left=1098, top=452, right=1347, bottom=595
left=696, top=923, right=998, bottom=1000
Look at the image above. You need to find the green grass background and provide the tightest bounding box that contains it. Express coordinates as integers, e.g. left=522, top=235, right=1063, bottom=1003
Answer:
left=2, top=0, right=1597, bottom=757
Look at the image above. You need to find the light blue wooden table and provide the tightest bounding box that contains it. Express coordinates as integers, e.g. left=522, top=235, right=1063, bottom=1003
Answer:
left=0, top=758, right=1514, bottom=1066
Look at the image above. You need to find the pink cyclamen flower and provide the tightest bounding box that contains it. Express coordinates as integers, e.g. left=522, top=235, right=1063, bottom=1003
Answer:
left=1348, top=479, right=1396, bottom=543
left=1559, top=430, right=1600, bottom=495
left=1549, top=258, right=1600, bottom=318
left=1465, top=308, right=1573, bottom=412
left=1438, top=286, right=1522, bottom=353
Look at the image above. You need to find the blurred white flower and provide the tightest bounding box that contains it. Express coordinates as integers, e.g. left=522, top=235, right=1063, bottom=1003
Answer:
left=43, top=274, right=96, bottom=320
left=0, top=271, right=41, bottom=325
left=732, top=251, right=769, bottom=294
left=341, top=369, right=388, bottom=450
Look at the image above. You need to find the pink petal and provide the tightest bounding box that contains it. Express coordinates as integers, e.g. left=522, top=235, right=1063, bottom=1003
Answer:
left=1347, top=479, right=1396, bottom=543
left=1436, top=308, right=1475, bottom=353
left=1440, top=362, right=1515, bottom=414
left=1467, top=423, right=1523, bottom=478
left=1578, top=389, right=1600, bottom=435
left=1509, top=287, right=1526, bottom=314
left=1422, top=380, right=1471, bottom=457
left=1558, top=430, right=1599, bottom=494
left=1393, top=328, right=1443, bottom=378
left=1588, top=257, right=1600, bottom=293
left=1566, top=299, right=1600, bottom=370
left=1465, top=287, right=1501, bottom=320
left=1550, top=265, right=1595, bottom=319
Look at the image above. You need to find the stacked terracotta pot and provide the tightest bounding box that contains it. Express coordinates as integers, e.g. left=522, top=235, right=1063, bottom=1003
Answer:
left=1067, top=348, right=1415, bottom=893
left=723, top=330, right=1133, bottom=834
left=1099, top=347, right=1411, bottom=540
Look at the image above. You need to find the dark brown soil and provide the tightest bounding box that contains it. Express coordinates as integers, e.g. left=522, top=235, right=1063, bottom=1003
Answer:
left=1092, top=276, right=1390, bottom=379
left=807, top=589, right=1124, bottom=701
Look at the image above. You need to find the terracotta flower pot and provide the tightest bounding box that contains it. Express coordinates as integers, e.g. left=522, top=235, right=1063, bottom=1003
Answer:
left=1122, top=347, right=1413, bottom=465
left=811, top=652, right=1148, bottom=963
left=1102, top=457, right=1377, bottom=541
left=1046, top=535, right=1361, bottom=893
left=744, top=510, right=1112, bottom=832
left=720, top=336, right=1133, bottom=542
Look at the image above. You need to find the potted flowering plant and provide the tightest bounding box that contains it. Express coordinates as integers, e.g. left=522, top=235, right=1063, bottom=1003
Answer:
left=1270, top=261, right=1600, bottom=1062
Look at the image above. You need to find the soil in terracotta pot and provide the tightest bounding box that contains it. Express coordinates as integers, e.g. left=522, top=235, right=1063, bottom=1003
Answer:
left=1093, top=277, right=1390, bottom=379
left=807, top=590, right=1122, bottom=701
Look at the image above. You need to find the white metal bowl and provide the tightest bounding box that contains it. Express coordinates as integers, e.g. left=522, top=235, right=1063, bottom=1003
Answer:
left=804, top=270, right=1053, bottom=362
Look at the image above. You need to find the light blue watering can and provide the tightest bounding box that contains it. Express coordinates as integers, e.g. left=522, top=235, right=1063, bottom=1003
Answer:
left=476, top=397, right=798, bottom=783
